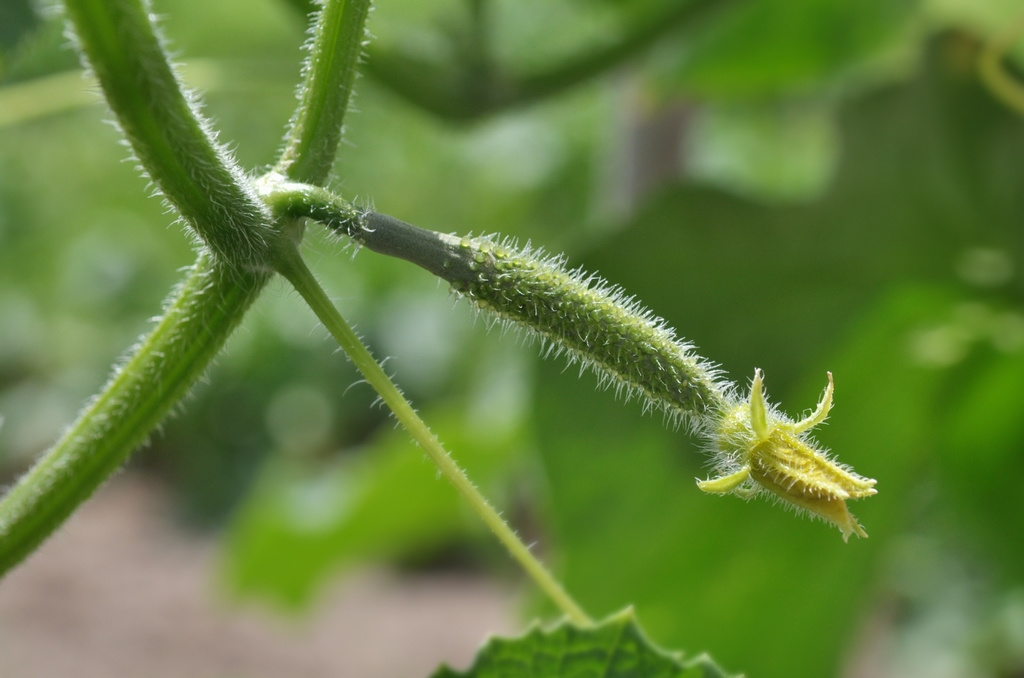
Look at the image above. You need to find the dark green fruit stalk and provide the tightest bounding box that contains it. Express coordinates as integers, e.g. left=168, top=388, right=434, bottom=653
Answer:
left=259, top=178, right=730, bottom=430
left=359, top=213, right=731, bottom=429
left=259, top=179, right=732, bottom=428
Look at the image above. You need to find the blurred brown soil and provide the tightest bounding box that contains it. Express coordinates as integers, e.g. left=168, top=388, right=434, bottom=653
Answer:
left=0, top=476, right=515, bottom=678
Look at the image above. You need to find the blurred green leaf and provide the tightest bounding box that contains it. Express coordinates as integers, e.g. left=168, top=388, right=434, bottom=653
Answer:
left=431, top=610, right=735, bottom=678
left=222, top=405, right=527, bottom=609
left=659, top=0, right=918, bottom=99
left=0, top=0, right=40, bottom=59
left=686, top=101, right=840, bottom=202
left=938, top=342, right=1024, bottom=577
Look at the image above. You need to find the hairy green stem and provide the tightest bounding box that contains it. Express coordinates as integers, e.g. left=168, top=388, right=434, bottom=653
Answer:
left=275, top=0, right=373, bottom=185
left=0, top=255, right=268, bottom=576
left=0, top=0, right=286, bottom=576
left=64, top=0, right=276, bottom=269
left=363, top=0, right=726, bottom=120
left=0, top=0, right=376, bottom=575
left=274, top=244, right=593, bottom=626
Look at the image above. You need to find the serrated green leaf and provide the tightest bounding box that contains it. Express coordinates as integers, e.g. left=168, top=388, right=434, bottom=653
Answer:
left=431, top=611, right=736, bottom=678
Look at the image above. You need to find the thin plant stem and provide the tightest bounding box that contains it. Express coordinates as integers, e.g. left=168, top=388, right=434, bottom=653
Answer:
left=979, top=9, right=1024, bottom=116
left=274, top=243, right=593, bottom=626
left=276, top=0, right=373, bottom=185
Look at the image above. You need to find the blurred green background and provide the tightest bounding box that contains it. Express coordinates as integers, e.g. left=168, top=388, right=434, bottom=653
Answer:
left=3, top=0, right=1024, bottom=675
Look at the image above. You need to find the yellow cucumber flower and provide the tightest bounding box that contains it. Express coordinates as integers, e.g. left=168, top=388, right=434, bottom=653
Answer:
left=698, top=370, right=877, bottom=541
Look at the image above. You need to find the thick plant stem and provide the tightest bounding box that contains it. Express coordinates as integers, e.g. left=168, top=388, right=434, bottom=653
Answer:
left=0, top=254, right=268, bottom=576
left=64, top=0, right=275, bottom=270
left=363, top=0, right=726, bottom=120
left=274, top=245, right=593, bottom=626
left=276, top=0, right=373, bottom=185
